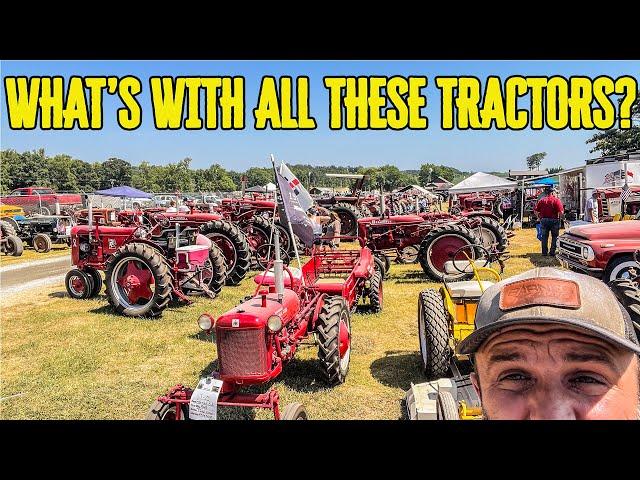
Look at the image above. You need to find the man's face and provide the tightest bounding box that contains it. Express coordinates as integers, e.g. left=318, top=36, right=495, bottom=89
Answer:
left=471, top=323, right=639, bottom=419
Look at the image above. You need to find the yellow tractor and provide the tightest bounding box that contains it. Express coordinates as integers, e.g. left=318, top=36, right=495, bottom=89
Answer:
left=0, top=204, right=25, bottom=232
left=408, top=244, right=505, bottom=420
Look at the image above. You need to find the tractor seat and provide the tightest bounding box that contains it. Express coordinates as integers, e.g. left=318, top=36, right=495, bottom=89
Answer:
left=443, top=259, right=489, bottom=274
left=254, top=267, right=303, bottom=288
left=447, top=281, right=494, bottom=298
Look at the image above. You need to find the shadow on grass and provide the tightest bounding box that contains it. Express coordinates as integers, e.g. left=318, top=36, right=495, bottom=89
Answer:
left=525, top=253, right=561, bottom=268
left=189, top=330, right=217, bottom=343
left=370, top=350, right=424, bottom=390
left=48, top=291, right=66, bottom=298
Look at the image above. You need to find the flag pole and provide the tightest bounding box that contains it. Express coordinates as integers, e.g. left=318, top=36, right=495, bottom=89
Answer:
left=270, top=154, right=305, bottom=286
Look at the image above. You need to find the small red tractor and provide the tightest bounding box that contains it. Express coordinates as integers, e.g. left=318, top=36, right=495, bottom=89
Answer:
left=66, top=206, right=228, bottom=317
left=0, top=220, right=23, bottom=256
left=357, top=211, right=508, bottom=280
left=76, top=206, right=252, bottom=285
left=147, top=231, right=383, bottom=420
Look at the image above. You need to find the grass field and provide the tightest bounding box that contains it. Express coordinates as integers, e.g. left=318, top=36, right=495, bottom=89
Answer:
left=0, top=244, right=69, bottom=267
left=0, top=227, right=560, bottom=420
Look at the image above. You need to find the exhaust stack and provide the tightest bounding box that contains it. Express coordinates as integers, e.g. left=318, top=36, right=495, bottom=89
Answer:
left=380, top=193, right=386, bottom=218
left=273, top=227, right=284, bottom=303
left=87, top=194, right=93, bottom=242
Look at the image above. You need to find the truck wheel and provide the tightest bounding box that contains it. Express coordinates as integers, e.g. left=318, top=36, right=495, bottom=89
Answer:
left=374, top=253, right=390, bottom=277
left=84, top=267, right=103, bottom=298
left=331, top=202, right=361, bottom=237
left=437, top=391, right=459, bottom=420
left=604, top=255, right=638, bottom=283
left=316, top=296, right=351, bottom=385
left=4, top=235, right=23, bottom=256
left=145, top=400, right=188, bottom=420
left=281, top=403, right=308, bottom=420
left=105, top=243, right=173, bottom=318
left=418, top=290, right=451, bottom=379
left=474, top=216, right=508, bottom=251
left=0, top=219, right=18, bottom=237
left=33, top=233, right=53, bottom=253
left=200, top=220, right=251, bottom=286
left=65, top=269, right=94, bottom=300
left=418, top=224, right=479, bottom=281
left=369, top=270, right=383, bottom=313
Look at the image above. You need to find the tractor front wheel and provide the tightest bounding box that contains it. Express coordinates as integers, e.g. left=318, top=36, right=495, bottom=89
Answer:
left=145, top=400, right=188, bottom=420
left=281, top=403, right=308, bottom=420
left=84, top=267, right=103, bottom=298
left=418, top=289, right=452, bottom=379
left=374, top=253, right=390, bottom=278
left=316, top=296, right=351, bottom=385
left=369, top=270, right=383, bottom=313
left=105, top=243, right=173, bottom=317
left=436, top=391, right=459, bottom=420
left=65, top=268, right=94, bottom=300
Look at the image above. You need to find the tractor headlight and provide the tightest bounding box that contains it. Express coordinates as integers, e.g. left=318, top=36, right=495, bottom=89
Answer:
left=267, top=315, right=282, bottom=332
left=198, top=313, right=214, bottom=331
left=79, top=241, right=91, bottom=253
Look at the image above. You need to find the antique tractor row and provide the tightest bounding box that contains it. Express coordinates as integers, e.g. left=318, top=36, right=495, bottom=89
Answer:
left=148, top=231, right=384, bottom=420
left=357, top=212, right=509, bottom=280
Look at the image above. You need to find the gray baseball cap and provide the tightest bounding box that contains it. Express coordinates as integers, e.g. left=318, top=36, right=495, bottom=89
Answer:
left=457, top=267, right=640, bottom=355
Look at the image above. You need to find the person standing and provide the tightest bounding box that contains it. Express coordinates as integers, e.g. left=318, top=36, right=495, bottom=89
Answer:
left=534, top=186, right=564, bottom=256
left=585, top=191, right=599, bottom=223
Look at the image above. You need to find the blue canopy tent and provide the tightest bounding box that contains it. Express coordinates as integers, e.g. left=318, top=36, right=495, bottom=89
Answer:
left=94, top=186, right=153, bottom=198
left=94, top=186, right=153, bottom=209
left=527, top=176, right=558, bottom=187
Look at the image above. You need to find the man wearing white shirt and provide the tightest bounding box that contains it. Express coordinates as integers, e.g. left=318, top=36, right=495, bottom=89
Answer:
left=585, top=191, right=599, bottom=223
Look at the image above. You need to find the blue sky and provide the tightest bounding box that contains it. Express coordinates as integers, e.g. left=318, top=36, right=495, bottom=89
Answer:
left=1, top=60, right=638, bottom=172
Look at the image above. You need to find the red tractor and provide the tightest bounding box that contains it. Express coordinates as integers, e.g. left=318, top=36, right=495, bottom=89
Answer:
left=76, top=207, right=252, bottom=286
left=66, top=208, right=228, bottom=317
left=314, top=174, right=372, bottom=237
left=357, top=212, right=507, bottom=281
left=147, top=232, right=383, bottom=420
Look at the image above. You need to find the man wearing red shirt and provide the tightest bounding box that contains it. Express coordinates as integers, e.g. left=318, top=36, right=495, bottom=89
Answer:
left=534, top=186, right=564, bottom=256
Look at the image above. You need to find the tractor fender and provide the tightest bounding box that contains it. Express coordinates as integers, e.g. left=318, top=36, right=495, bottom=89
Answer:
left=195, top=233, right=212, bottom=248
left=310, top=294, right=326, bottom=331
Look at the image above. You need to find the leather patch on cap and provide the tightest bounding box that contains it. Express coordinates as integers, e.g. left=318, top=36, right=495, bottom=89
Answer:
left=499, top=278, right=581, bottom=311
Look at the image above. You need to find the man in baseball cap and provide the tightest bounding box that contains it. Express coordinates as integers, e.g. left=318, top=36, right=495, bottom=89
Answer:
left=458, top=267, right=640, bottom=420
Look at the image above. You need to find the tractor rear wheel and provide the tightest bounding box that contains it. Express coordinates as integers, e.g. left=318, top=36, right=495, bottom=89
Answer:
left=417, top=224, right=479, bottom=281
left=368, top=270, right=383, bottom=313
left=105, top=242, right=173, bottom=317
left=418, top=289, right=452, bottom=379
left=65, top=268, right=94, bottom=300
left=436, top=391, right=459, bottom=420
left=33, top=233, right=53, bottom=253
left=145, top=400, right=188, bottom=420
left=3, top=235, right=23, bottom=256
left=474, top=216, right=508, bottom=251
left=84, top=267, right=103, bottom=298
left=331, top=202, right=361, bottom=237
left=200, top=220, right=251, bottom=286
left=316, top=296, right=351, bottom=385
left=0, top=220, right=18, bottom=237
left=281, top=403, right=308, bottom=420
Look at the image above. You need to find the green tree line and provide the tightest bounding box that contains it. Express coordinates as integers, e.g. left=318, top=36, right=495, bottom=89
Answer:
left=0, top=149, right=471, bottom=194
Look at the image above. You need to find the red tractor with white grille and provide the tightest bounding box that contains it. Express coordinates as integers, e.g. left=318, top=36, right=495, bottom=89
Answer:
left=147, top=231, right=383, bottom=420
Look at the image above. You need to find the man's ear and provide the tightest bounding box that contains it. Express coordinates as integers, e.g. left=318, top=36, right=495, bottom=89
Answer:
left=470, top=371, right=482, bottom=402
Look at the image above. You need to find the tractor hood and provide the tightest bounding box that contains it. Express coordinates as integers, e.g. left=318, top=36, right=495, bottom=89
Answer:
left=358, top=215, right=424, bottom=226
left=164, top=212, right=222, bottom=222
left=216, top=289, right=300, bottom=329
left=565, top=221, right=640, bottom=241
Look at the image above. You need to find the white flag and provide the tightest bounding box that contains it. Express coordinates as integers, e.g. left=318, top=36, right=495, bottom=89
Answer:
left=279, top=162, right=314, bottom=212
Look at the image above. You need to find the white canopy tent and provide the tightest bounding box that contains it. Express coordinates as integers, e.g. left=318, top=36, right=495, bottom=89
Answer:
left=448, top=172, right=517, bottom=194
